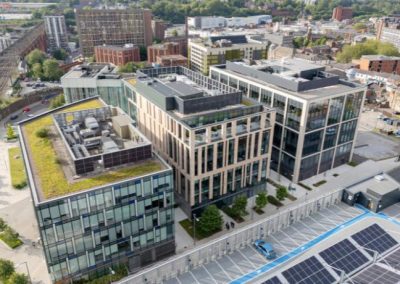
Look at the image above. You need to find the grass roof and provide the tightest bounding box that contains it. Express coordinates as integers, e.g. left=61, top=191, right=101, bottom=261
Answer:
left=23, top=99, right=162, bottom=200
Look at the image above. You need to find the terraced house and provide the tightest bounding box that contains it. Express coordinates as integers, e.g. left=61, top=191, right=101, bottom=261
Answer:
left=210, top=58, right=366, bottom=182
left=18, top=99, right=175, bottom=282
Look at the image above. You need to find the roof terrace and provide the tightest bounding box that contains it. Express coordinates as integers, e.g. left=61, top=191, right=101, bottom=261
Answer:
left=19, top=99, right=166, bottom=203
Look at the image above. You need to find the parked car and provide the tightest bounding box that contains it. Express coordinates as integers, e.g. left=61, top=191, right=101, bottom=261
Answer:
left=26, top=83, right=33, bottom=87
left=26, top=113, right=35, bottom=118
left=23, top=107, right=30, bottom=112
left=10, top=114, right=18, bottom=120
left=253, top=240, right=276, bottom=260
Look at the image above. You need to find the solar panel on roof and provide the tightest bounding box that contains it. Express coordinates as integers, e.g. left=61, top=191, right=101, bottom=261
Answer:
left=351, top=224, right=398, bottom=256
left=282, top=256, right=336, bottom=284
left=319, top=239, right=369, bottom=275
left=351, top=264, right=400, bottom=284
left=262, top=276, right=282, bottom=284
left=382, top=247, right=400, bottom=268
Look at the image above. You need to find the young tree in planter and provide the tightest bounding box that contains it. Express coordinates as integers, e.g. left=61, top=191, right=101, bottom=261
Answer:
left=232, top=196, right=247, bottom=217
left=0, top=259, right=14, bottom=282
left=6, top=124, right=16, bottom=140
left=276, top=186, right=288, bottom=201
left=255, top=192, right=268, bottom=211
left=197, top=205, right=223, bottom=235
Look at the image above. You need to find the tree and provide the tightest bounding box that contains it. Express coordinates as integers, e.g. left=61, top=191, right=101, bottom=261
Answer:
left=255, top=192, right=268, bottom=210
left=42, top=59, right=64, bottom=81
left=52, top=48, right=68, bottom=61
left=197, top=205, right=223, bottom=234
left=32, top=63, right=43, bottom=79
left=26, top=49, right=45, bottom=66
left=118, top=62, right=146, bottom=73
left=276, top=186, right=288, bottom=201
left=232, top=196, right=247, bottom=217
left=50, top=95, right=65, bottom=109
left=0, top=259, right=14, bottom=282
left=336, top=40, right=400, bottom=63
left=6, top=273, right=28, bottom=284
left=171, top=29, right=178, bottom=37
left=353, top=22, right=367, bottom=32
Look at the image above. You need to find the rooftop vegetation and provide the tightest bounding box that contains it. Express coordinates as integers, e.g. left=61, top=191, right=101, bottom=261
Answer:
left=23, top=100, right=162, bottom=200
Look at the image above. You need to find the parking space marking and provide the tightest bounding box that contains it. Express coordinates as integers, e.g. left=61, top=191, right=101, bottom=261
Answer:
left=308, top=216, right=330, bottom=230
left=289, top=225, right=311, bottom=242
left=215, top=259, right=233, bottom=281
left=241, top=246, right=267, bottom=264
left=280, top=230, right=301, bottom=246
left=325, top=207, right=352, bottom=222
left=314, top=212, right=341, bottom=227
left=269, top=234, right=291, bottom=253
left=248, top=245, right=269, bottom=262
left=297, top=220, right=320, bottom=236
left=189, top=271, right=201, bottom=284
left=201, top=265, right=218, bottom=284
left=175, top=276, right=182, bottom=284
left=237, top=249, right=257, bottom=269
left=226, top=255, right=246, bottom=275
left=273, top=232, right=298, bottom=249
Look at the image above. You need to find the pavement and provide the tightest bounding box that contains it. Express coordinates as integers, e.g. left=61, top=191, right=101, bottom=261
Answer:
left=0, top=103, right=51, bottom=284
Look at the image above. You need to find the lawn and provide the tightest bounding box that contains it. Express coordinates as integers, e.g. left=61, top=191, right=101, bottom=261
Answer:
left=0, top=231, right=23, bottom=249
left=23, top=99, right=163, bottom=199
left=179, top=219, right=220, bottom=240
left=8, top=147, right=27, bottom=189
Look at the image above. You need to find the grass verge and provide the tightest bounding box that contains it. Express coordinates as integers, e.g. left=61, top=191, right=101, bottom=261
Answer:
left=0, top=219, right=23, bottom=249
left=8, top=147, right=27, bottom=189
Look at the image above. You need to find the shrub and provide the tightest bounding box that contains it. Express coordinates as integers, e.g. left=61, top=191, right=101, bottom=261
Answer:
left=231, top=196, right=247, bottom=217
left=267, top=195, right=283, bottom=207
left=0, top=218, right=6, bottom=231
left=276, top=186, right=288, bottom=201
left=36, top=127, right=49, bottom=138
left=0, top=227, right=23, bottom=249
left=6, top=272, right=28, bottom=284
left=333, top=173, right=339, bottom=177
left=347, top=161, right=358, bottom=167
left=6, top=124, right=16, bottom=140
left=255, top=192, right=268, bottom=210
left=0, top=259, right=14, bottom=281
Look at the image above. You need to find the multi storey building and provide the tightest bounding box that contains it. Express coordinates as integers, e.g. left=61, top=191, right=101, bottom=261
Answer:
left=359, top=55, right=400, bottom=75
left=44, top=15, right=69, bottom=52
left=210, top=58, right=366, bottom=182
left=156, top=54, right=188, bottom=67
left=332, top=6, right=353, bottom=21
left=376, top=16, right=400, bottom=51
left=94, top=44, right=140, bottom=66
left=121, top=66, right=275, bottom=216
left=147, top=42, right=181, bottom=64
left=188, top=35, right=269, bottom=74
left=76, top=8, right=153, bottom=57
left=19, top=98, right=175, bottom=282
left=152, top=19, right=167, bottom=41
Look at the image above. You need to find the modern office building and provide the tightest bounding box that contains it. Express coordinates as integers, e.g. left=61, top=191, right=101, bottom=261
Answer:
left=188, top=35, right=269, bottom=74
left=210, top=58, right=366, bottom=182
left=94, top=44, right=140, bottom=66
left=359, top=55, right=400, bottom=75
left=76, top=8, right=153, bottom=57
left=121, top=66, right=275, bottom=216
left=332, top=6, right=353, bottom=21
left=376, top=16, right=400, bottom=51
left=61, top=63, right=122, bottom=103
left=18, top=98, right=175, bottom=282
left=44, top=15, right=69, bottom=52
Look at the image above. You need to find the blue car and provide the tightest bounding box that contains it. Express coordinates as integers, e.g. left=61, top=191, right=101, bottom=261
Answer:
left=254, top=240, right=276, bottom=259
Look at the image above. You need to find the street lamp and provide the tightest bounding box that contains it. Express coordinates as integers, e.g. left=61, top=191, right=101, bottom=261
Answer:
left=192, top=213, right=200, bottom=246
left=16, top=262, right=31, bottom=284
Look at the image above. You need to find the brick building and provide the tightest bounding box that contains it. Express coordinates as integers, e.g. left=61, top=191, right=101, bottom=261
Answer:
left=76, top=8, right=153, bottom=57
left=152, top=19, right=167, bottom=41
left=147, top=42, right=181, bottom=63
left=359, top=55, right=400, bottom=75
left=94, top=44, right=140, bottom=66
left=376, top=16, right=400, bottom=51
left=156, top=54, right=187, bottom=67
left=332, top=6, right=353, bottom=21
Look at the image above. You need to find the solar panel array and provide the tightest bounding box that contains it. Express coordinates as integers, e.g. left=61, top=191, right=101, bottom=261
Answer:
left=319, top=239, right=369, bottom=275
left=352, top=264, right=400, bottom=284
left=281, top=256, right=336, bottom=284
left=261, top=276, right=282, bottom=284
left=382, top=247, right=400, bottom=268
left=352, top=224, right=398, bottom=256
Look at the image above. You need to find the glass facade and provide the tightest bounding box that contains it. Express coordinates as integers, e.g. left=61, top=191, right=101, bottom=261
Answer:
left=37, top=171, right=174, bottom=281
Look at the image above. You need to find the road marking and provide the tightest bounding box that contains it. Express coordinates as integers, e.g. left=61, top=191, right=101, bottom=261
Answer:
left=270, top=234, right=290, bottom=253
left=315, top=211, right=342, bottom=227
left=201, top=265, right=218, bottom=284
left=297, top=220, right=320, bottom=235
left=188, top=271, right=200, bottom=284
left=226, top=255, right=245, bottom=275
left=214, top=260, right=233, bottom=281
left=325, top=206, right=352, bottom=222
left=280, top=230, right=301, bottom=246
left=308, top=216, right=330, bottom=230
left=290, top=225, right=313, bottom=241
left=175, top=276, right=182, bottom=284
left=237, top=249, right=257, bottom=269
left=248, top=245, right=269, bottom=262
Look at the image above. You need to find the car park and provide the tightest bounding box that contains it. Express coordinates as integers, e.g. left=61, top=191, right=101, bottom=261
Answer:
left=10, top=114, right=18, bottom=120
left=253, top=240, right=276, bottom=260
